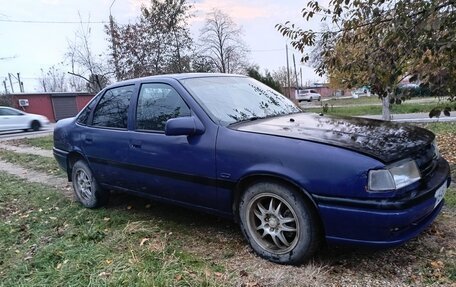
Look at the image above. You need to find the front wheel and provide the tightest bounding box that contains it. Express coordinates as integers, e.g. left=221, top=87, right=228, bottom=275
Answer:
left=71, top=160, right=109, bottom=208
left=239, top=181, right=321, bottom=265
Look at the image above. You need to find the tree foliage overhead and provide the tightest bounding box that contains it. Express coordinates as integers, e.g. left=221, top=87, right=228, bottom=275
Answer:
left=107, top=0, right=193, bottom=79
left=277, top=0, right=456, bottom=119
left=197, top=9, right=249, bottom=74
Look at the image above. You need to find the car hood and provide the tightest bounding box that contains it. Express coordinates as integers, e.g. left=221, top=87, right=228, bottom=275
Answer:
left=232, top=113, right=435, bottom=163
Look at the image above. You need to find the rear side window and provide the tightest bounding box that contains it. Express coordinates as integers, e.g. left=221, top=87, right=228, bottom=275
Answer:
left=92, top=85, right=134, bottom=129
left=136, top=83, right=190, bottom=131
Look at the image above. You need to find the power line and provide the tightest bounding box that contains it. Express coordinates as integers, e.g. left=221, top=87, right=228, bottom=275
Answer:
left=0, top=19, right=107, bottom=24
left=250, top=48, right=285, bottom=53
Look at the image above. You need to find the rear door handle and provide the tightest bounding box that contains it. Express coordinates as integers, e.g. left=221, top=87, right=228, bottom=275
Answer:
left=130, top=139, right=142, bottom=149
left=85, top=136, right=93, bottom=144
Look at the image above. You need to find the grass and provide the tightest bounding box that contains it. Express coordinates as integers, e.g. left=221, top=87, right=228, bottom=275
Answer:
left=316, top=102, right=452, bottom=117
left=0, top=173, right=229, bottom=286
left=324, top=95, right=385, bottom=106
left=20, top=135, right=54, bottom=150
left=421, top=122, right=456, bottom=134
left=0, top=149, right=65, bottom=177
left=0, top=122, right=455, bottom=286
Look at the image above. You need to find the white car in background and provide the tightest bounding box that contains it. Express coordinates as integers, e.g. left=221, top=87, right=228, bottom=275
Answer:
left=0, top=106, right=50, bottom=132
left=296, top=89, right=321, bottom=102
left=351, top=87, right=371, bottom=98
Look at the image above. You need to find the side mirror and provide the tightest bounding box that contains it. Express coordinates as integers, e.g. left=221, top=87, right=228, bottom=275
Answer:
left=165, top=116, right=205, bottom=136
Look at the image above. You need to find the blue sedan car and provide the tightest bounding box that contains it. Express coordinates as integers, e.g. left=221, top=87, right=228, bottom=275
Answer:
left=53, top=74, right=451, bottom=265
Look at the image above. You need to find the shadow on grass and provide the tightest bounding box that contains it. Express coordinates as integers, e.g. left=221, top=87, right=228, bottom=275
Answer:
left=102, top=190, right=453, bottom=280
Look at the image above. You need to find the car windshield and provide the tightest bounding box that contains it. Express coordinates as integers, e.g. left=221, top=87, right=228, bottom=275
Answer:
left=180, top=76, right=301, bottom=125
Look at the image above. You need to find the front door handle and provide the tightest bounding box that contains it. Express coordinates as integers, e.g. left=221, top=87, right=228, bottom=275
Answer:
left=85, top=136, right=93, bottom=144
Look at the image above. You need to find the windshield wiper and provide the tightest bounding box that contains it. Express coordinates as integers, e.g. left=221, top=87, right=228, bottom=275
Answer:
left=229, top=116, right=262, bottom=126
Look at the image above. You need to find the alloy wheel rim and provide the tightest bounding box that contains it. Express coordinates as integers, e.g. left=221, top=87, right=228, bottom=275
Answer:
left=76, top=169, right=92, bottom=200
left=246, top=193, right=299, bottom=254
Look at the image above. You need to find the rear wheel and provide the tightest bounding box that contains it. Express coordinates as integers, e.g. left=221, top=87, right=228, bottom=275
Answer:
left=71, top=160, right=109, bottom=208
left=239, top=181, right=321, bottom=265
left=31, top=121, right=41, bottom=131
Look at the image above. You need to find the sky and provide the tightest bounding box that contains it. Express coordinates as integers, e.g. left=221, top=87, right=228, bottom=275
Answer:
left=0, top=0, right=328, bottom=93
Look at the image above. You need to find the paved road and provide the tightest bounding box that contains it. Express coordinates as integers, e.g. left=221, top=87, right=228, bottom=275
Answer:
left=0, top=126, right=54, bottom=141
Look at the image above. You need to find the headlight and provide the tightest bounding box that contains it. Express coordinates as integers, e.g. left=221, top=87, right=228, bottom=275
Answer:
left=368, top=159, right=421, bottom=191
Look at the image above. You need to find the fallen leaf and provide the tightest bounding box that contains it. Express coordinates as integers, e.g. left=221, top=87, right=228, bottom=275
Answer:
left=430, top=260, right=444, bottom=269
left=214, top=272, right=223, bottom=278
left=103, top=217, right=110, bottom=221
left=98, top=271, right=111, bottom=278
left=140, top=238, right=149, bottom=246
left=175, top=274, right=182, bottom=281
left=127, top=206, right=132, bottom=210
left=204, top=268, right=211, bottom=278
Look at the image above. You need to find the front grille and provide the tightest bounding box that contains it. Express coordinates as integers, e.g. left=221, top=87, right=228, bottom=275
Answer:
left=414, top=143, right=438, bottom=179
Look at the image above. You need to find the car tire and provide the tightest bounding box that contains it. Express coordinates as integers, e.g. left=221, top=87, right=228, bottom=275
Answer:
left=31, top=120, right=41, bottom=131
left=239, top=181, right=321, bottom=265
left=71, top=160, right=109, bottom=208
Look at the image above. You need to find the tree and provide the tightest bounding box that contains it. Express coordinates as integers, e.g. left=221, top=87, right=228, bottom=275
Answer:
left=247, top=66, right=282, bottom=93
left=106, top=0, right=193, bottom=79
left=198, top=9, right=249, bottom=74
left=271, top=66, right=297, bottom=93
left=67, top=14, right=111, bottom=92
left=38, top=66, right=68, bottom=92
left=277, top=0, right=456, bottom=120
left=191, top=52, right=217, bottom=72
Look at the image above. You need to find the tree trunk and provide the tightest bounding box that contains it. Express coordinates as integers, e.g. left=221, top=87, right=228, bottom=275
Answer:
left=382, top=94, right=391, bottom=121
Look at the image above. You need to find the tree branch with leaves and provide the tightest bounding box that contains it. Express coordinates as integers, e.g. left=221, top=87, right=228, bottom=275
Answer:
left=277, top=0, right=456, bottom=120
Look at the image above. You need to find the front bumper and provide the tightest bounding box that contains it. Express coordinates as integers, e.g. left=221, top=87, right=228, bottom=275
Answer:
left=315, top=157, right=451, bottom=247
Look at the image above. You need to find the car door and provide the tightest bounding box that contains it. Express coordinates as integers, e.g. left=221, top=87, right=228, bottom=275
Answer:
left=80, top=85, right=136, bottom=189
left=125, top=82, right=218, bottom=209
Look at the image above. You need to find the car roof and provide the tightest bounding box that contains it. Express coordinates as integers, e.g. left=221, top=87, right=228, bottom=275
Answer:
left=107, top=73, right=247, bottom=89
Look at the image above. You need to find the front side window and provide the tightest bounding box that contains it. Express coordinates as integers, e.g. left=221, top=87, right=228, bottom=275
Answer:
left=92, top=85, right=134, bottom=129
left=136, top=83, right=191, bottom=131
left=77, top=97, right=98, bottom=125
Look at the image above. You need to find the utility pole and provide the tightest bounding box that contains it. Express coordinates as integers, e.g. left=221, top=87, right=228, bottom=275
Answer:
left=8, top=73, right=14, bottom=93
left=285, top=44, right=291, bottom=98
left=109, top=0, right=121, bottom=81
left=17, top=73, right=24, bottom=92
left=3, top=79, right=8, bottom=94
left=300, top=67, right=303, bottom=88
left=292, top=54, right=299, bottom=91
